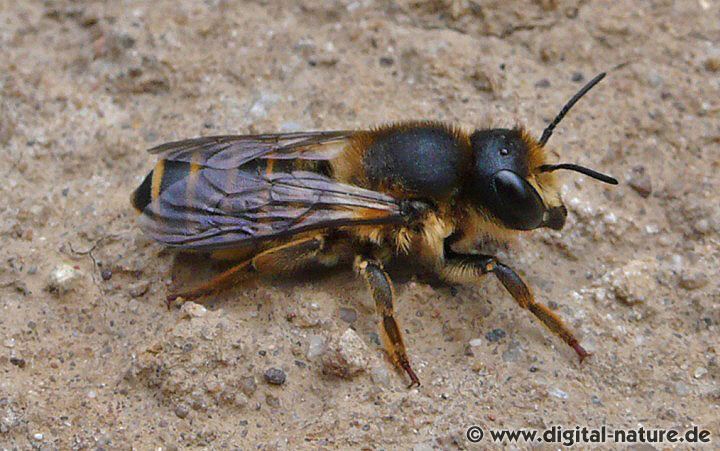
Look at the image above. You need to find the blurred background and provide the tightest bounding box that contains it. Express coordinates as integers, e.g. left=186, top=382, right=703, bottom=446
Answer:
left=0, top=0, right=718, bottom=448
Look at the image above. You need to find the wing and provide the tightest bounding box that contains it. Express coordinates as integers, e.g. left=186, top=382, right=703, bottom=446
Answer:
left=148, top=131, right=357, bottom=170
left=137, top=166, right=405, bottom=251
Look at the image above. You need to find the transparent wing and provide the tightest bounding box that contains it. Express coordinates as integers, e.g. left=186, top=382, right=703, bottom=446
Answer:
left=137, top=167, right=404, bottom=251
left=147, top=131, right=356, bottom=170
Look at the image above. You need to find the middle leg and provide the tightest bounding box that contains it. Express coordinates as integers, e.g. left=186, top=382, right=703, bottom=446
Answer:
left=355, top=255, right=420, bottom=387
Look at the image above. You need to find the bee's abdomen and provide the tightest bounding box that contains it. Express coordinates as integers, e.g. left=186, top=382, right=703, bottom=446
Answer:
left=131, top=170, right=153, bottom=212
left=362, top=123, right=471, bottom=199
left=131, top=159, right=191, bottom=212
left=131, top=157, right=330, bottom=214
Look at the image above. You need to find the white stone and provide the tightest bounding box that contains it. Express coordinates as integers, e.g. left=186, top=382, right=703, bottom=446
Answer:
left=47, top=264, right=82, bottom=294
left=469, top=338, right=484, bottom=347
left=549, top=387, right=569, bottom=400
left=180, top=301, right=208, bottom=318
left=307, top=335, right=326, bottom=359
left=605, top=259, right=655, bottom=305
left=321, top=328, right=369, bottom=378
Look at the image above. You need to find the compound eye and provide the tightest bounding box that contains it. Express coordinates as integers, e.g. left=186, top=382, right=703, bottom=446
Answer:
left=491, top=170, right=545, bottom=230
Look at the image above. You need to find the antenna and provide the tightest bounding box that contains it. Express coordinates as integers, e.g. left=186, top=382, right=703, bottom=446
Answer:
left=539, top=163, right=618, bottom=185
left=539, top=72, right=606, bottom=146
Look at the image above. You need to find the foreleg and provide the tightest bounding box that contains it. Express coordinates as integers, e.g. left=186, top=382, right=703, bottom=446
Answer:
left=441, top=251, right=590, bottom=362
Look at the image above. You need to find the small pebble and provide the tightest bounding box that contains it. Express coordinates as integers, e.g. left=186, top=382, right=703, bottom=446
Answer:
left=205, top=380, right=224, bottom=394
left=47, top=264, right=82, bottom=294
left=338, top=307, right=357, bottom=324
left=180, top=301, right=208, bottom=318
left=379, top=56, right=394, bottom=66
left=307, top=335, right=326, bottom=359
left=127, top=298, right=140, bottom=314
left=240, top=376, right=257, bottom=396
left=191, top=396, right=206, bottom=412
left=549, top=387, right=569, bottom=400
left=694, top=367, right=708, bottom=379
left=464, top=344, right=474, bottom=356
left=646, top=71, right=663, bottom=87
left=485, top=328, right=506, bottom=343
left=233, top=392, right=249, bottom=408
left=174, top=404, right=190, bottom=419
left=693, top=219, right=711, bottom=235
left=100, top=269, right=112, bottom=281
left=607, top=260, right=655, bottom=305
left=571, top=72, right=584, bottom=82
left=264, top=367, right=287, bottom=385
left=10, top=358, right=25, bottom=368
left=674, top=382, right=689, bottom=396
left=628, top=166, right=652, bottom=198
left=535, top=78, right=551, bottom=88
left=645, top=224, right=659, bottom=235
left=292, top=297, right=327, bottom=327
left=265, top=393, right=281, bottom=408
left=468, top=338, right=484, bottom=347
left=321, top=328, right=370, bottom=379
left=591, top=395, right=602, bottom=405
left=501, top=340, right=522, bottom=362
left=679, top=272, right=709, bottom=290
left=128, top=281, right=150, bottom=298
left=371, top=365, right=391, bottom=386
left=33, top=433, right=43, bottom=440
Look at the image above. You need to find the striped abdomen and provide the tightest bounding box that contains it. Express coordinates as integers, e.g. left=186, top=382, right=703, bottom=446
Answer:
left=131, top=157, right=332, bottom=214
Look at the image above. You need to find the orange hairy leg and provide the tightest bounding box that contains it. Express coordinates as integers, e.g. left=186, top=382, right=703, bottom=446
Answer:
left=167, top=235, right=326, bottom=306
left=355, top=256, right=420, bottom=388
left=440, top=251, right=590, bottom=362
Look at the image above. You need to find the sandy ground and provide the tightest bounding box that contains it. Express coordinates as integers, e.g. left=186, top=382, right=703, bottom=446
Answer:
left=1, top=0, right=719, bottom=449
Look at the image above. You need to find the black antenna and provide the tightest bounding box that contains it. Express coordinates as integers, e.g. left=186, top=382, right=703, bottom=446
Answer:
left=539, top=163, right=618, bottom=185
left=539, top=72, right=606, bottom=146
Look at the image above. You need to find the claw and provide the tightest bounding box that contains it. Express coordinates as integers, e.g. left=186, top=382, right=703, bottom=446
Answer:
left=570, top=340, right=591, bottom=363
left=406, top=380, right=421, bottom=389
left=401, top=361, right=421, bottom=388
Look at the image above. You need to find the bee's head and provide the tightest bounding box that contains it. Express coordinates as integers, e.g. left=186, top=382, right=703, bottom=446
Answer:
left=467, top=73, right=618, bottom=231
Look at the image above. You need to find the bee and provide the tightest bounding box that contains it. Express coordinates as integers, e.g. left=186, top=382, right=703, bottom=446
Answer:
left=132, top=72, right=618, bottom=387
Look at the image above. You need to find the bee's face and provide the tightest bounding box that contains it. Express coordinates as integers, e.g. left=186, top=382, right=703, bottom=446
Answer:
left=467, top=128, right=566, bottom=231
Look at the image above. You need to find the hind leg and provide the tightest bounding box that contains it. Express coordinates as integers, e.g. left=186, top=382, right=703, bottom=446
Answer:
left=168, top=234, right=327, bottom=305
